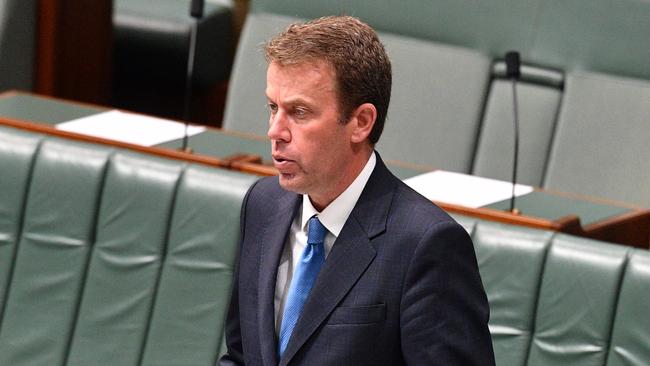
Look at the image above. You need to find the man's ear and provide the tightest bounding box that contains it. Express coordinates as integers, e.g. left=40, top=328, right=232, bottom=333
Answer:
left=349, top=103, right=377, bottom=144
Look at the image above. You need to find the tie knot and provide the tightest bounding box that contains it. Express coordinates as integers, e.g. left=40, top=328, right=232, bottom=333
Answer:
left=307, top=216, right=327, bottom=245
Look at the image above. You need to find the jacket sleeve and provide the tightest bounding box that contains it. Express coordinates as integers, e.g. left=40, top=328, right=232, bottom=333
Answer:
left=400, top=220, right=495, bottom=365
left=218, top=255, right=244, bottom=366
left=218, top=179, right=260, bottom=366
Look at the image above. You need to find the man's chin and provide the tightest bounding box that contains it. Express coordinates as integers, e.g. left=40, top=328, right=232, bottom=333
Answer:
left=278, top=173, right=308, bottom=194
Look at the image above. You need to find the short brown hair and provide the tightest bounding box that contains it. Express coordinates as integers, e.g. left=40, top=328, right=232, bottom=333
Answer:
left=265, top=16, right=392, bottom=144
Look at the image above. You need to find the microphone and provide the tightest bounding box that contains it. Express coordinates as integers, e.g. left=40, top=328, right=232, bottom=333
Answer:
left=180, top=0, right=205, bottom=153
left=190, top=0, right=205, bottom=18
left=505, top=51, right=521, bottom=214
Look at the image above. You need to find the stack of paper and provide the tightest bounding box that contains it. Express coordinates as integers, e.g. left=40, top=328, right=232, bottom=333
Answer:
left=403, top=170, right=534, bottom=208
left=56, top=110, right=206, bottom=146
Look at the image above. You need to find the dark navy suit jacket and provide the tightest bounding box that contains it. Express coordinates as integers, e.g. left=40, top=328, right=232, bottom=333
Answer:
left=220, top=155, right=495, bottom=365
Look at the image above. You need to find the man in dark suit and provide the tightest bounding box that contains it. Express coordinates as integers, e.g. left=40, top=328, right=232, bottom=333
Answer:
left=220, top=16, right=494, bottom=365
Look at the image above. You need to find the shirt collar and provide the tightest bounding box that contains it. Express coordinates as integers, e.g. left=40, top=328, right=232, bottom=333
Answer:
left=301, top=152, right=376, bottom=236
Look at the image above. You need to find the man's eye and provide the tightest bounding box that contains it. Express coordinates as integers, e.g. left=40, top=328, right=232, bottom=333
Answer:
left=268, top=103, right=278, bottom=113
left=294, top=108, right=308, bottom=117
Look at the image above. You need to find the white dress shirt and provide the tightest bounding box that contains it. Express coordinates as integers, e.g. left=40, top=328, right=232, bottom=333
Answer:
left=274, top=152, right=377, bottom=334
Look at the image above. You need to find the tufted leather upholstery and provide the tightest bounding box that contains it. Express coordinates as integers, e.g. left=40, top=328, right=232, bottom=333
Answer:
left=455, top=214, right=650, bottom=366
left=0, top=125, right=256, bottom=366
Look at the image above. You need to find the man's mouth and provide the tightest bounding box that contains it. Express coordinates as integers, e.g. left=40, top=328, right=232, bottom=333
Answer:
left=272, top=155, right=295, bottom=169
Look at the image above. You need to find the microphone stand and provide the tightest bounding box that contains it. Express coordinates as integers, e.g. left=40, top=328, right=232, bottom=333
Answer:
left=180, top=0, right=205, bottom=153
left=505, top=51, right=521, bottom=215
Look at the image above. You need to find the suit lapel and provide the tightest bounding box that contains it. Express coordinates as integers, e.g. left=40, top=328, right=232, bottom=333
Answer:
left=280, top=155, right=397, bottom=365
left=257, top=189, right=300, bottom=366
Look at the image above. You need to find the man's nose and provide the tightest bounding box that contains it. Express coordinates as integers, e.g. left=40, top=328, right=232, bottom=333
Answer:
left=267, top=111, right=290, bottom=142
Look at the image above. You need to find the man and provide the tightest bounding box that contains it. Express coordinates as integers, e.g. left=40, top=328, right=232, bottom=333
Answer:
left=220, top=16, right=494, bottom=365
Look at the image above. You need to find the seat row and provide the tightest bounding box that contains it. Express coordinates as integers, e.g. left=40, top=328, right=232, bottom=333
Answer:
left=1, top=124, right=649, bottom=365
left=222, top=1, right=650, bottom=207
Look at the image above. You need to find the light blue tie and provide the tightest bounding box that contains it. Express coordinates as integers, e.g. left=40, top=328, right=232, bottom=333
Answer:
left=278, top=216, right=327, bottom=357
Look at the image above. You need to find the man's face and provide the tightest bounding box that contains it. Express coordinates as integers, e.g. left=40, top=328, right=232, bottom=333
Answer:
left=266, top=61, right=358, bottom=207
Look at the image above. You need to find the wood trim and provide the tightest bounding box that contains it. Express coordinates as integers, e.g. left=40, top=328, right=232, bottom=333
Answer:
left=0, top=91, right=21, bottom=100
left=583, top=210, right=650, bottom=249
left=584, top=209, right=650, bottom=232
left=221, top=153, right=263, bottom=166
left=2, top=92, right=648, bottom=247
left=231, top=161, right=278, bottom=176
left=436, top=201, right=584, bottom=234
left=0, top=116, right=229, bottom=170
left=0, top=91, right=279, bottom=176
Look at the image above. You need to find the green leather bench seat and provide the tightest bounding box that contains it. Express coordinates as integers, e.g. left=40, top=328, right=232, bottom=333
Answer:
left=0, top=125, right=257, bottom=366
left=607, top=252, right=650, bottom=365
left=2, top=124, right=650, bottom=365
left=454, top=214, right=650, bottom=366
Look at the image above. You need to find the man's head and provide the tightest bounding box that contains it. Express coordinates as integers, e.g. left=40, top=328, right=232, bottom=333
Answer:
left=265, top=16, right=392, bottom=144
left=265, top=16, right=392, bottom=210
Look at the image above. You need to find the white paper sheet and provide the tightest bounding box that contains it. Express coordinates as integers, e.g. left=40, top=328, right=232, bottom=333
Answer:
left=403, top=170, right=534, bottom=208
left=56, top=110, right=206, bottom=146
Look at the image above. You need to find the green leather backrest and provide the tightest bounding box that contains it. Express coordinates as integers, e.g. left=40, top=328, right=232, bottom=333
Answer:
left=140, top=165, right=254, bottom=366
left=376, top=33, right=490, bottom=171
left=527, top=235, right=628, bottom=366
left=0, top=0, right=37, bottom=90
left=543, top=72, right=650, bottom=207
left=222, top=12, right=294, bottom=136
left=472, top=221, right=553, bottom=366
left=0, top=126, right=257, bottom=366
left=606, top=250, right=650, bottom=366
left=0, top=138, right=113, bottom=366
left=472, top=78, right=562, bottom=186
left=66, top=153, right=183, bottom=366
left=0, top=127, right=43, bottom=328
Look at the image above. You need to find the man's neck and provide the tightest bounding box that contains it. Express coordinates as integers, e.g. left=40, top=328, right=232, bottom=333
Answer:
left=308, top=149, right=374, bottom=211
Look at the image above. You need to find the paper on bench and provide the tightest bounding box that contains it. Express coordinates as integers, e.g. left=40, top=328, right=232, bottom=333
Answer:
left=56, top=110, right=206, bottom=146
left=403, top=170, right=534, bottom=208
